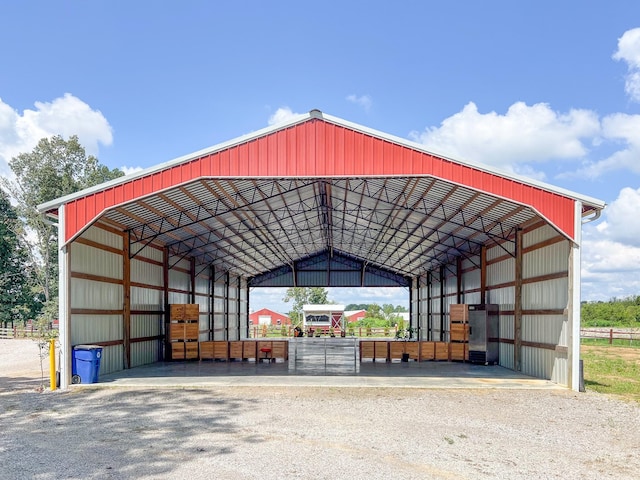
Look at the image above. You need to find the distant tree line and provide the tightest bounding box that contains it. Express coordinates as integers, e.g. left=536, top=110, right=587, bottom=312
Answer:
left=581, top=296, right=640, bottom=328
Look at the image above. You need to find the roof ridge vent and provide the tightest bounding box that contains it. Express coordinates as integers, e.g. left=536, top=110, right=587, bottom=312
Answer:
left=309, top=109, right=323, bottom=119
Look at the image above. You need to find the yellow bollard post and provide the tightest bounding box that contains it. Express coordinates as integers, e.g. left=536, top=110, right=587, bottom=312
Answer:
left=49, top=339, right=56, bottom=391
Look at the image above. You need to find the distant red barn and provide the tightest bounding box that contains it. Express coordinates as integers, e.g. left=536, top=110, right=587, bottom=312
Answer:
left=345, top=310, right=367, bottom=322
left=249, top=308, right=291, bottom=326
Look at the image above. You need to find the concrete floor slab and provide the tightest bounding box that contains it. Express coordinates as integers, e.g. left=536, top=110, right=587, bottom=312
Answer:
left=94, top=339, right=563, bottom=390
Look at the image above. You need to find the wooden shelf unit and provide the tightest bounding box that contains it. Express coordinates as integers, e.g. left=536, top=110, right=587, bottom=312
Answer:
left=449, top=304, right=469, bottom=362
left=167, top=304, right=200, bottom=360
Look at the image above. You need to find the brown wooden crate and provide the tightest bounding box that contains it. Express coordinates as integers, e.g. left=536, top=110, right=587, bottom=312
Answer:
left=184, top=304, right=199, bottom=320
left=170, top=304, right=185, bottom=320
left=449, top=304, right=468, bottom=322
left=360, top=341, right=374, bottom=359
left=229, top=341, right=243, bottom=358
left=185, top=342, right=199, bottom=359
left=243, top=341, right=256, bottom=358
left=271, top=341, right=288, bottom=359
left=450, top=323, right=469, bottom=342
left=169, top=323, right=185, bottom=340
left=405, top=342, right=419, bottom=360
left=389, top=342, right=405, bottom=358
left=449, top=342, right=467, bottom=361
left=171, top=342, right=185, bottom=359
left=419, top=341, right=435, bottom=361
left=435, top=342, right=449, bottom=360
left=199, top=341, right=214, bottom=359
left=374, top=341, right=389, bottom=360
left=213, top=341, right=228, bottom=359
left=184, top=322, right=199, bottom=340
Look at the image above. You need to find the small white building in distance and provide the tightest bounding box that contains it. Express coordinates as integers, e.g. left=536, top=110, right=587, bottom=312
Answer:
left=302, top=304, right=346, bottom=331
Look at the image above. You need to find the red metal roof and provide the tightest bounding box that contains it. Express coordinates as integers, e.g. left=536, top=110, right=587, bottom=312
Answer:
left=39, top=110, right=605, bottom=280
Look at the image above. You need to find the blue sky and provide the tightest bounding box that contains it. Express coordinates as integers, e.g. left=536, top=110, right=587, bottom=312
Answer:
left=1, top=2, right=640, bottom=314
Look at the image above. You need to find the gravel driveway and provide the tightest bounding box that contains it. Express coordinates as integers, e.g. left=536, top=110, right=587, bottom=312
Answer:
left=1, top=339, right=639, bottom=479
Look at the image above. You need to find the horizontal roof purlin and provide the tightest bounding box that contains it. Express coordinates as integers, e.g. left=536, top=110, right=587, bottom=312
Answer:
left=39, top=111, right=604, bottom=244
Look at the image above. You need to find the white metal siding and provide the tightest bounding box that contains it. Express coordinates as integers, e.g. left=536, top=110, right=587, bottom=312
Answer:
left=79, top=226, right=123, bottom=250
left=71, top=243, right=122, bottom=279
left=519, top=230, right=571, bottom=384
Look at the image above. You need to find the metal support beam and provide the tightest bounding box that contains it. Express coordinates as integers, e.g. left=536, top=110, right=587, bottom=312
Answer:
left=58, top=204, right=71, bottom=389
left=569, top=201, right=583, bottom=391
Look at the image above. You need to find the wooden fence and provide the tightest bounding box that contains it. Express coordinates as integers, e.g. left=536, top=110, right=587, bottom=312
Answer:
left=581, top=328, right=640, bottom=345
left=0, top=326, right=43, bottom=339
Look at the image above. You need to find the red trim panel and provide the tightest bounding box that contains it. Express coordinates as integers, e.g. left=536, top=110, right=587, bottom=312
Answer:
left=64, top=119, right=576, bottom=242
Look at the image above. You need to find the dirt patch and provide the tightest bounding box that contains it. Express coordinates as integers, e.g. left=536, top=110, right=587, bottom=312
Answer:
left=0, top=338, right=52, bottom=392
left=582, top=344, right=640, bottom=363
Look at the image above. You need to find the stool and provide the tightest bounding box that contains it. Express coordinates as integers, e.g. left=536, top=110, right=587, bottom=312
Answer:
left=259, top=347, right=272, bottom=363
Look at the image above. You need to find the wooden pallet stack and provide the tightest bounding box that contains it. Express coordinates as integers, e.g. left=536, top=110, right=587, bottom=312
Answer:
left=449, top=304, right=469, bottom=361
left=168, top=304, right=200, bottom=360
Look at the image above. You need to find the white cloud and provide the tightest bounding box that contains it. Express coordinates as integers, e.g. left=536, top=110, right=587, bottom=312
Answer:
left=0, top=94, right=113, bottom=178
left=581, top=187, right=640, bottom=300
left=613, top=27, right=640, bottom=102
left=571, top=113, right=640, bottom=178
left=267, top=107, right=303, bottom=126
left=346, top=94, right=372, bottom=112
left=409, top=101, right=599, bottom=178
left=581, top=234, right=640, bottom=300
left=593, top=187, right=640, bottom=246
left=120, top=166, right=144, bottom=176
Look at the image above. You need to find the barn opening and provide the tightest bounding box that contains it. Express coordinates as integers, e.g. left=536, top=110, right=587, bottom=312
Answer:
left=39, top=110, right=605, bottom=390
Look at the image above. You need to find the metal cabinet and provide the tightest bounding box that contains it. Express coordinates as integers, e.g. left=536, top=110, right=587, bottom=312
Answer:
left=468, top=304, right=499, bottom=365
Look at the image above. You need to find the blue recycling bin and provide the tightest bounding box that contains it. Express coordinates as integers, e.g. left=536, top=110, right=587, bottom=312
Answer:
left=72, top=345, right=103, bottom=384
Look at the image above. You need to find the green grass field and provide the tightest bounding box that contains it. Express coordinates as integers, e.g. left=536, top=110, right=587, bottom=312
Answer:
left=581, top=343, right=640, bottom=403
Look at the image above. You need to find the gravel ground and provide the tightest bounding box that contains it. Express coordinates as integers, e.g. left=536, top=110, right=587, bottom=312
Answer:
left=1, top=339, right=639, bottom=480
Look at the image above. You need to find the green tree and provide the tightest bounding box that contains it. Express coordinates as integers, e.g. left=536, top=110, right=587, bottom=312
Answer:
left=282, top=287, right=330, bottom=325
left=2, top=135, right=124, bottom=321
left=0, top=190, right=33, bottom=326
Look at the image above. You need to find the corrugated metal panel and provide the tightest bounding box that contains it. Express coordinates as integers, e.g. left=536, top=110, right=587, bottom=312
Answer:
left=71, top=243, right=122, bottom=279
left=522, top=315, right=566, bottom=344
left=168, top=270, right=190, bottom=294
left=61, top=116, right=583, bottom=243
left=195, top=276, right=209, bottom=296
left=100, top=345, right=124, bottom=375
left=71, top=314, right=123, bottom=343
left=524, top=242, right=570, bottom=279
left=135, top=244, right=163, bottom=263
left=487, top=241, right=514, bottom=261
left=523, top=278, right=568, bottom=310
left=131, top=286, right=163, bottom=311
left=552, top=356, right=568, bottom=385
left=521, top=346, right=554, bottom=380
left=130, top=341, right=159, bottom=368
left=168, top=293, right=190, bottom=304
left=518, top=227, right=570, bottom=386
left=131, top=313, right=161, bottom=339
left=71, top=278, right=122, bottom=310
left=81, top=225, right=123, bottom=249
left=131, top=259, right=163, bottom=287
left=500, top=343, right=514, bottom=370
left=523, top=224, right=563, bottom=248
left=487, top=258, right=514, bottom=287
left=487, top=286, right=514, bottom=309
left=213, top=314, right=225, bottom=340
left=501, top=312, right=514, bottom=335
